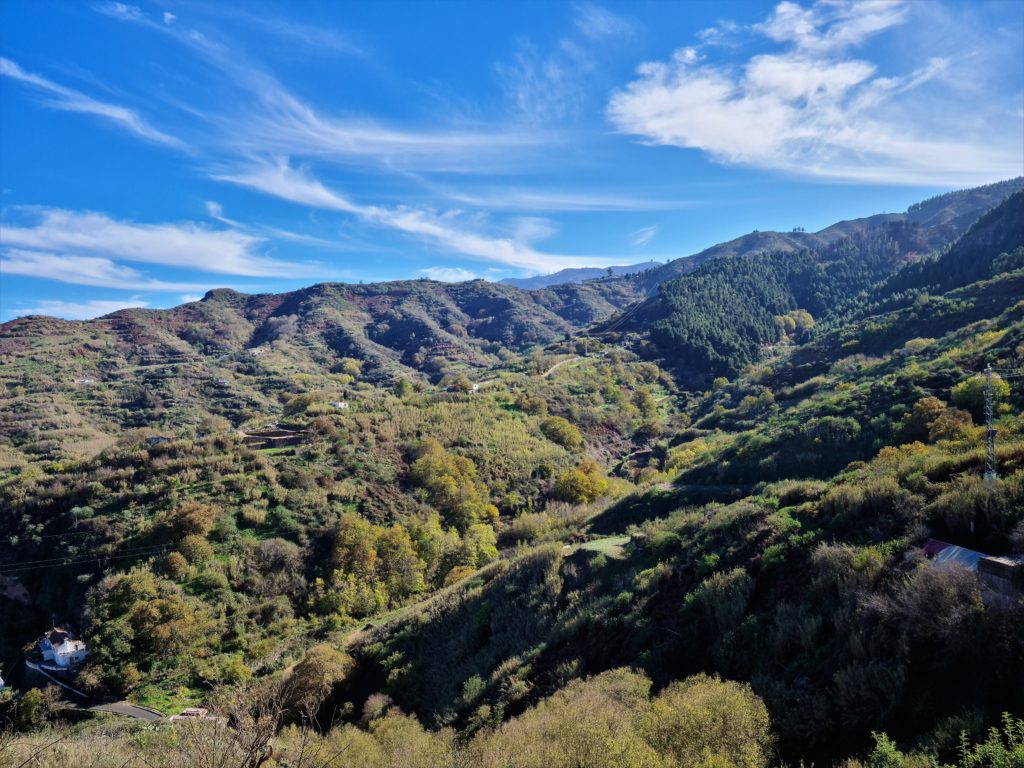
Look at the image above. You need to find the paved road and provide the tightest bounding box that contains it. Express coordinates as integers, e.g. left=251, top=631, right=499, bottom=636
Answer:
left=90, top=701, right=164, bottom=720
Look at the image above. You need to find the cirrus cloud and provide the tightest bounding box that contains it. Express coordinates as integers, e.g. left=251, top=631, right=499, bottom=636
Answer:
left=217, top=159, right=611, bottom=273
left=0, top=249, right=214, bottom=291
left=1, top=208, right=302, bottom=277
left=0, top=56, right=183, bottom=148
left=7, top=298, right=150, bottom=320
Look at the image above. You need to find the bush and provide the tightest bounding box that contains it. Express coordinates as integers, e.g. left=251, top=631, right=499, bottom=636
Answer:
left=554, top=460, right=609, bottom=504
left=951, top=374, right=1010, bottom=420
left=640, top=673, right=773, bottom=768
left=540, top=417, right=584, bottom=450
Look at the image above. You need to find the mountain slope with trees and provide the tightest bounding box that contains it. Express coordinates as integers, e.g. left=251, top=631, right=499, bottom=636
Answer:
left=1, top=179, right=1023, bottom=768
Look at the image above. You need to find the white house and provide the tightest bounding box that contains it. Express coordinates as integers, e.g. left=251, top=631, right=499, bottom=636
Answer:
left=37, top=627, right=89, bottom=670
left=330, top=401, right=350, bottom=410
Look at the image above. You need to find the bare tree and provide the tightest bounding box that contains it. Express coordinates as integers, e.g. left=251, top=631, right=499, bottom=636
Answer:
left=174, top=676, right=351, bottom=768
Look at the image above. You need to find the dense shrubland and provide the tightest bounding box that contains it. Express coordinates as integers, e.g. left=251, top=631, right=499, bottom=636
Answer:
left=0, top=350, right=671, bottom=711
left=2, top=183, right=1023, bottom=767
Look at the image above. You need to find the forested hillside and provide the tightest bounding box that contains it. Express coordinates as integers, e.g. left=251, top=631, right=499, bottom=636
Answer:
left=610, top=187, right=1024, bottom=387
left=2, top=180, right=1023, bottom=768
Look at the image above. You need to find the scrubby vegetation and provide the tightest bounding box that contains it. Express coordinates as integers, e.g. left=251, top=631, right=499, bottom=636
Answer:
left=2, top=181, right=1023, bottom=767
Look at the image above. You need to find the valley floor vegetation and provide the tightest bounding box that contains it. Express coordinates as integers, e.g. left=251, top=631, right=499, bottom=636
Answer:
left=2, top=184, right=1023, bottom=767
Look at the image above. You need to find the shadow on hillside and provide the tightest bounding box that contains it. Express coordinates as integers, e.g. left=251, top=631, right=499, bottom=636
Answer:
left=587, top=483, right=753, bottom=536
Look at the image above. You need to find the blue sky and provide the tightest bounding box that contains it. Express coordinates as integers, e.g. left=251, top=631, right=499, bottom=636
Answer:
left=1, top=0, right=1022, bottom=319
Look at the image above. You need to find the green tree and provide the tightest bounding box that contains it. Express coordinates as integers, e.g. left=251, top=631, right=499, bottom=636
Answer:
left=632, top=390, right=657, bottom=419
left=640, top=674, right=773, bottom=768
left=14, top=688, right=46, bottom=731
left=340, top=357, right=363, bottom=377
left=540, top=417, right=584, bottom=450
left=287, top=644, right=354, bottom=713
left=554, top=459, right=609, bottom=504
left=866, top=732, right=905, bottom=768
left=376, top=525, right=426, bottom=599
left=951, top=373, right=1010, bottom=420
left=410, top=439, right=498, bottom=529
left=900, top=396, right=947, bottom=442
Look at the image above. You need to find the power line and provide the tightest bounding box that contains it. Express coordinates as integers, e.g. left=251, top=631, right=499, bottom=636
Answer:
left=0, top=544, right=171, bottom=574
left=0, top=541, right=167, bottom=568
left=8, top=529, right=104, bottom=541
left=0, top=547, right=170, bottom=575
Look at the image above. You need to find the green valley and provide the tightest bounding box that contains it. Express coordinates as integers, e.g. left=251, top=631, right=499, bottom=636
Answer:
left=2, top=182, right=1023, bottom=768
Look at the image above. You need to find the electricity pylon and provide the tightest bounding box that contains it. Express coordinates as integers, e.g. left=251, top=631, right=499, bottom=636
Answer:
left=979, top=364, right=1024, bottom=482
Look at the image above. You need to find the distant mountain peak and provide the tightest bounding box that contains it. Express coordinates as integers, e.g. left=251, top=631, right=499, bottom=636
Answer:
left=500, top=261, right=663, bottom=290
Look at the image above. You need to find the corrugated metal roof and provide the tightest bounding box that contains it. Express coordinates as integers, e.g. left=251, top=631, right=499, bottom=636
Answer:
left=932, top=544, right=987, bottom=571
left=923, top=539, right=950, bottom=557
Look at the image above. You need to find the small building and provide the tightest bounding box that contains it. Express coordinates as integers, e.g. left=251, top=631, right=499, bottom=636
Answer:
left=922, top=539, right=986, bottom=571
left=329, top=401, right=350, bottom=410
left=239, top=426, right=308, bottom=449
left=471, top=383, right=480, bottom=394
left=922, top=539, right=1024, bottom=598
left=73, top=377, right=96, bottom=385
left=37, top=627, right=89, bottom=670
left=978, top=554, right=1024, bottom=595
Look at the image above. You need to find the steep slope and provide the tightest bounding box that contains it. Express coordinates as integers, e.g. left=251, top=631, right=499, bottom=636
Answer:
left=340, top=231, right=1024, bottom=766
left=2, top=182, right=1023, bottom=768
left=613, top=176, right=1024, bottom=297
left=0, top=278, right=639, bottom=461
left=604, top=182, right=1024, bottom=386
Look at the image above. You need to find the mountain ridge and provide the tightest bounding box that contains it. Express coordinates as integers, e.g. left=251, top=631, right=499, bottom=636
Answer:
left=500, top=261, right=662, bottom=290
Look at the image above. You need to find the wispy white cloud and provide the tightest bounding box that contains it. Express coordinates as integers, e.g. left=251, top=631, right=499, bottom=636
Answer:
left=496, top=3, right=637, bottom=125
left=217, top=160, right=609, bottom=272
left=179, top=293, right=203, bottom=303
left=214, top=162, right=360, bottom=213
left=419, top=266, right=478, bottom=282
left=755, top=0, right=909, bottom=53
left=8, top=298, right=150, bottom=320
left=441, top=188, right=693, bottom=212
left=629, top=225, right=658, bottom=247
left=573, top=3, right=637, bottom=41
left=2, top=208, right=303, bottom=277
left=512, top=217, right=558, bottom=243
left=608, top=0, right=1023, bottom=185
left=99, top=3, right=541, bottom=173
left=0, top=56, right=183, bottom=148
left=85, top=1, right=625, bottom=274
left=497, top=37, right=594, bottom=125
left=697, top=19, right=741, bottom=46
left=97, top=2, right=144, bottom=22
left=192, top=5, right=364, bottom=56
left=0, top=249, right=213, bottom=291
left=203, top=199, right=344, bottom=248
